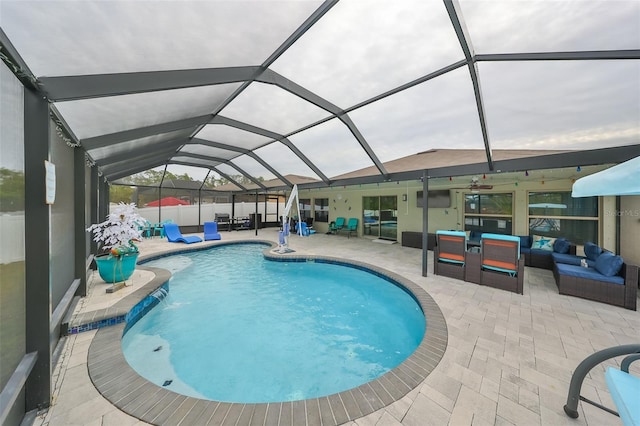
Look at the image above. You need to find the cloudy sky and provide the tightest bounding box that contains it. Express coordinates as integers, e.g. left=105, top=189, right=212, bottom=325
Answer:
left=1, top=0, right=639, bottom=181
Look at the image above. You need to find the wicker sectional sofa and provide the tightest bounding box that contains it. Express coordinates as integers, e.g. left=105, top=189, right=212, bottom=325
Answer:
left=552, top=243, right=638, bottom=310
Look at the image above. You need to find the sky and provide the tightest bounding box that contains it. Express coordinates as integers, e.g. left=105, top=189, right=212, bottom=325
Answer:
left=1, top=0, right=639, bottom=180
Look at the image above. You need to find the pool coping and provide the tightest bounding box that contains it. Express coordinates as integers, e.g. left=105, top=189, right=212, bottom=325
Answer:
left=87, top=240, right=448, bottom=426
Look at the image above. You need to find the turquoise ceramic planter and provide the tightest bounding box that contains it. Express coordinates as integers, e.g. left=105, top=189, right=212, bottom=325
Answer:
left=95, top=253, right=139, bottom=283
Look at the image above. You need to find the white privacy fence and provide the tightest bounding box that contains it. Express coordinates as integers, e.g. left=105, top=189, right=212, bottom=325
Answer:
left=0, top=213, right=25, bottom=264
left=0, top=202, right=287, bottom=264
left=128, top=201, right=286, bottom=226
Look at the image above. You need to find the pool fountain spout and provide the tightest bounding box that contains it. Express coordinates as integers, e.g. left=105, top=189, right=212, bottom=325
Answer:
left=150, top=287, right=169, bottom=304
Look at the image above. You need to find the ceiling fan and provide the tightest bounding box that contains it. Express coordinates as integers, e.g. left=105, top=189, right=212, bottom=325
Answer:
left=452, top=176, right=493, bottom=191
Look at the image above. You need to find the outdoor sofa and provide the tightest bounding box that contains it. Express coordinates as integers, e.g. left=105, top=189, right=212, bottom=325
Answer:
left=552, top=242, right=638, bottom=310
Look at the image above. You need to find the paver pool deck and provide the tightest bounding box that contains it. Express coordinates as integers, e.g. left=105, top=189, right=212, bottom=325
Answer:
left=35, top=229, right=639, bottom=426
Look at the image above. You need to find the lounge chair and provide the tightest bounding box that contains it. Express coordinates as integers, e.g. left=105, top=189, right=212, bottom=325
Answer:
left=329, top=217, right=345, bottom=234
left=564, top=344, right=640, bottom=425
left=203, top=221, right=221, bottom=241
left=164, top=223, right=203, bottom=244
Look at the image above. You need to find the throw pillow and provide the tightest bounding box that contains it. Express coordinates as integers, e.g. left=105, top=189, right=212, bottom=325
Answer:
left=595, top=252, right=624, bottom=277
left=531, top=235, right=556, bottom=251
left=584, top=242, right=603, bottom=261
left=553, top=238, right=571, bottom=254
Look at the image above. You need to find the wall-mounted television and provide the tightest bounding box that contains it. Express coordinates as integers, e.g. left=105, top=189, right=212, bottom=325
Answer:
left=417, top=190, right=451, bottom=208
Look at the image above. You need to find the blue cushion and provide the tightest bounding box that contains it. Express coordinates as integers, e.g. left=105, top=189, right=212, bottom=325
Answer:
left=595, top=252, right=624, bottom=277
left=530, top=248, right=553, bottom=257
left=519, top=235, right=532, bottom=249
left=469, top=230, right=482, bottom=241
left=584, top=242, right=602, bottom=261
left=605, top=367, right=640, bottom=426
left=551, top=252, right=583, bottom=266
left=555, top=263, right=624, bottom=285
left=553, top=238, right=571, bottom=254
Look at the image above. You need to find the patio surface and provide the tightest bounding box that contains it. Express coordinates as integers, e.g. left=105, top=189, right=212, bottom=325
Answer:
left=34, top=228, right=639, bottom=426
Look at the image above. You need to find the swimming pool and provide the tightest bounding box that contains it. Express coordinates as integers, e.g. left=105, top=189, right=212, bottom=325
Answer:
left=123, top=243, right=426, bottom=403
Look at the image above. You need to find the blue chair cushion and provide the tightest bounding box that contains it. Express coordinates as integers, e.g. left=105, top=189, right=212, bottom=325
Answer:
left=584, top=242, right=603, bottom=261
left=469, top=230, right=482, bottom=242
left=595, top=252, right=624, bottom=277
left=519, top=235, right=532, bottom=249
left=555, top=263, right=624, bottom=285
left=605, top=367, right=640, bottom=426
left=436, top=230, right=468, bottom=239
left=553, top=237, right=571, bottom=254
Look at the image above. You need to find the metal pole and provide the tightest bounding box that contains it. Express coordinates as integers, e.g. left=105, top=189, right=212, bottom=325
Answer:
left=255, top=191, right=259, bottom=236
left=422, top=170, right=429, bottom=277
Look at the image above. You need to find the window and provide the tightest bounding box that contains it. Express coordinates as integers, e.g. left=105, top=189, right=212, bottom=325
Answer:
left=528, top=192, right=598, bottom=244
left=314, top=198, right=329, bottom=222
left=464, top=193, right=513, bottom=235
left=299, top=198, right=311, bottom=220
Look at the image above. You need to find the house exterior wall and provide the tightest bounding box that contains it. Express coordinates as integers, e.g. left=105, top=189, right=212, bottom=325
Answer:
left=297, top=176, right=628, bottom=263
left=619, top=196, right=640, bottom=266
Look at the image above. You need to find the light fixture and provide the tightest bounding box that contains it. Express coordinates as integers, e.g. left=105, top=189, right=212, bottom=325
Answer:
left=402, top=194, right=407, bottom=201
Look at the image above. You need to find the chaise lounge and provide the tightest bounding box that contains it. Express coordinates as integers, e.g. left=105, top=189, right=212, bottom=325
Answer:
left=164, top=223, right=203, bottom=244
left=203, top=221, right=221, bottom=241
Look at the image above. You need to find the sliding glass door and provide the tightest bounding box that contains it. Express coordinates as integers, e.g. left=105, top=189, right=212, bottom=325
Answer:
left=362, top=195, right=398, bottom=241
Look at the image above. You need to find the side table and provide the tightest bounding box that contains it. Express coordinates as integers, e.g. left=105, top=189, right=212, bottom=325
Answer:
left=465, top=251, right=481, bottom=284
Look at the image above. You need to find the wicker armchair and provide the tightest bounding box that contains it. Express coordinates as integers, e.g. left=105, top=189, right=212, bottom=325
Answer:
left=480, top=233, right=524, bottom=294
left=433, top=230, right=467, bottom=281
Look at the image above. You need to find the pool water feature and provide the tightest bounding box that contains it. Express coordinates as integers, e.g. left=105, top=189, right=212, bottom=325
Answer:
left=123, top=243, right=426, bottom=403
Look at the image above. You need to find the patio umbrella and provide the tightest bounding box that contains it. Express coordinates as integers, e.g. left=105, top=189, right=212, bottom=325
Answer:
left=146, top=197, right=190, bottom=207
left=572, top=156, right=640, bottom=197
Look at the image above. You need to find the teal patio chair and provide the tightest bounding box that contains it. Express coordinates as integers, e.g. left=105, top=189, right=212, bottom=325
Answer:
left=329, top=217, right=345, bottom=234
left=342, top=218, right=358, bottom=238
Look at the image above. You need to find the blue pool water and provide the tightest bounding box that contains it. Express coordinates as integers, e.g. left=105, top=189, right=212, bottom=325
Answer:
left=122, top=243, right=425, bottom=403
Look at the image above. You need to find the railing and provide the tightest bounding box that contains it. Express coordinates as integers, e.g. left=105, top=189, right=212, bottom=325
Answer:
left=0, top=352, right=38, bottom=425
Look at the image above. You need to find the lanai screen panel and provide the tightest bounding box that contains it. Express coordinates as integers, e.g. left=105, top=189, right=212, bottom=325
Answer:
left=171, top=156, right=220, bottom=169
left=89, top=129, right=193, bottom=163
left=215, top=162, right=255, bottom=184
left=163, top=164, right=209, bottom=185
left=196, top=124, right=273, bottom=151
left=271, top=1, right=463, bottom=107
left=349, top=67, right=485, bottom=163
left=0, top=1, right=323, bottom=75
left=253, top=142, right=324, bottom=181
left=178, top=144, right=239, bottom=162
left=480, top=60, right=640, bottom=151
left=55, top=85, right=240, bottom=140
left=219, top=82, right=332, bottom=135
left=290, top=117, right=375, bottom=179
left=459, top=1, right=640, bottom=53
left=230, top=155, right=277, bottom=182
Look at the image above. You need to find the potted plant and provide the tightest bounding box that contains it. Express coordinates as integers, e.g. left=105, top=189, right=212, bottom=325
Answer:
left=87, top=202, right=146, bottom=285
